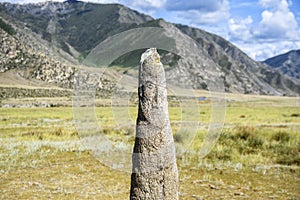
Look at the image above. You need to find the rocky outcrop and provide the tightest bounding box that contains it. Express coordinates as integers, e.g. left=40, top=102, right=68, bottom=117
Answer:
left=0, top=28, right=115, bottom=94
left=130, top=49, right=178, bottom=200
left=0, top=28, right=74, bottom=87
left=0, top=29, right=25, bottom=72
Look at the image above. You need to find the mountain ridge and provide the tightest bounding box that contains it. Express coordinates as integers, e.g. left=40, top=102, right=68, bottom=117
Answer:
left=263, top=49, right=300, bottom=80
left=0, top=1, right=299, bottom=96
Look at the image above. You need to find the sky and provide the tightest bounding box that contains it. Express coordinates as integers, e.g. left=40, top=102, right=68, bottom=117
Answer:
left=1, top=0, right=300, bottom=61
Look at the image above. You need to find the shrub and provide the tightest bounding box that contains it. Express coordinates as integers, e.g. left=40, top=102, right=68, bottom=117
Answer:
left=71, top=130, right=78, bottom=137
left=271, top=131, right=290, bottom=143
left=274, top=144, right=300, bottom=165
left=22, top=131, right=43, bottom=139
left=103, top=128, right=114, bottom=135
left=218, top=55, right=232, bottom=70
left=174, top=132, right=184, bottom=143
left=247, top=136, right=264, bottom=148
left=218, top=131, right=235, bottom=145
left=232, top=126, right=264, bottom=154
left=0, top=18, right=15, bottom=35
left=290, top=113, right=300, bottom=117
left=207, top=147, right=233, bottom=161
left=234, top=126, right=255, bottom=140
left=54, top=127, right=63, bottom=136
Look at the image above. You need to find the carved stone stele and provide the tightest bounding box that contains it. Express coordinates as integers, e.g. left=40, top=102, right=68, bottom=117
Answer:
left=130, top=48, right=178, bottom=200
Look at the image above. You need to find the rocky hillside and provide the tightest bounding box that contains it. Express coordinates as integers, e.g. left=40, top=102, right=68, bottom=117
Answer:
left=0, top=0, right=152, bottom=58
left=0, top=1, right=299, bottom=96
left=175, top=24, right=300, bottom=95
left=264, top=50, right=300, bottom=80
left=0, top=26, right=76, bottom=88
left=0, top=20, right=115, bottom=99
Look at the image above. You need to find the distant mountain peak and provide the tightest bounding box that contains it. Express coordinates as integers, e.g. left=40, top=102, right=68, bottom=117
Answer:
left=264, top=49, right=300, bottom=80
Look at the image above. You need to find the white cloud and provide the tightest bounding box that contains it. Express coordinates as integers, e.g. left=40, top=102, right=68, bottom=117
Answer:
left=131, top=0, right=166, bottom=10
left=165, top=0, right=225, bottom=12
left=228, top=16, right=253, bottom=40
left=258, top=0, right=281, bottom=8
left=228, top=0, right=300, bottom=60
left=126, top=0, right=230, bottom=25
left=230, top=1, right=256, bottom=9
left=229, top=0, right=300, bottom=41
left=259, top=0, right=293, bottom=8
left=169, top=0, right=230, bottom=25
left=235, top=40, right=300, bottom=61
left=254, top=0, right=299, bottom=39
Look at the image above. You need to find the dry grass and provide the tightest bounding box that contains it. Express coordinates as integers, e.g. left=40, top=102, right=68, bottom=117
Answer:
left=0, top=94, right=300, bottom=199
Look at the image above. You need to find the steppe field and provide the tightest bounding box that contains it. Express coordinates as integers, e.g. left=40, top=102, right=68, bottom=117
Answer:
left=0, top=93, right=299, bottom=199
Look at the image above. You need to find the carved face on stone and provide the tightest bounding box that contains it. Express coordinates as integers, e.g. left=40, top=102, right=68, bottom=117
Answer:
left=142, top=80, right=157, bottom=101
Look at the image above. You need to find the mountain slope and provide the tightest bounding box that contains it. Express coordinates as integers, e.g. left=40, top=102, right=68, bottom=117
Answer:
left=0, top=1, right=299, bottom=96
left=0, top=21, right=116, bottom=100
left=175, top=24, right=300, bottom=95
left=0, top=1, right=152, bottom=58
left=264, top=50, right=300, bottom=80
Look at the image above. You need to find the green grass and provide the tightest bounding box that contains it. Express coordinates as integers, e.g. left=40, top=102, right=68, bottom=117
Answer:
left=0, top=96, right=300, bottom=199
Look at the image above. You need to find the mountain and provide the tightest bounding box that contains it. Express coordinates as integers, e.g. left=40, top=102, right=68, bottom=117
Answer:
left=264, top=50, right=300, bottom=80
left=0, top=18, right=115, bottom=99
left=0, top=1, right=152, bottom=58
left=0, top=1, right=299, bottom=96
left=174, top=24, right=300, bottom=95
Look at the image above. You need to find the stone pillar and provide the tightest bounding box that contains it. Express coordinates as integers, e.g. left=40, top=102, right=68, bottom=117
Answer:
left=130, top=48, right=178, bottom=200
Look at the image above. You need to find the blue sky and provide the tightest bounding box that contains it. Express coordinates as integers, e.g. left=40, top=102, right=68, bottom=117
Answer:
left=1, top=0, right=300, bottom=61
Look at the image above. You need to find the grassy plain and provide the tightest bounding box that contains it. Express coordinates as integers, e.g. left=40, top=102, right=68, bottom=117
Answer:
left=0, top=94, right=299, bottom=199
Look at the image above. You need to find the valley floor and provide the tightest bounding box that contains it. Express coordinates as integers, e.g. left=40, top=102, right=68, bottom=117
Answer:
left=0, top=94, right=299, bottom=199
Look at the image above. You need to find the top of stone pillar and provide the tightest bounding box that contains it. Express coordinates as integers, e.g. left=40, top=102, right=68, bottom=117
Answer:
left=140, top=48, right=161, bottom=65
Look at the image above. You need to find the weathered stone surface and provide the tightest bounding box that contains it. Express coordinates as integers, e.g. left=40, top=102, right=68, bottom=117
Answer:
left=130, top=48, right=178, bottom=200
